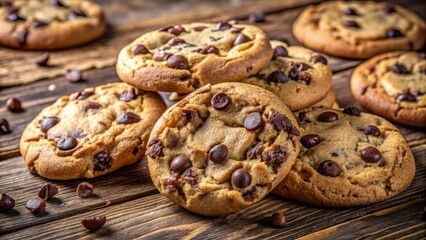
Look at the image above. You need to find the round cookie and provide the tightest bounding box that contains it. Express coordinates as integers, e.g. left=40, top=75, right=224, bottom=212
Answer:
left=241, top=40, right=332, bottom=111
left=293, top=1, right=426, bottom=59
left=116, top=22, right=273, bottom=93
left=20, top=82, right=166, bottom=180
left=351, top=51, right=426, bottom=127
left=0, top=0, right=106, bottom=49
left=273, top=106, right=416, bottom=207
left=146, top=82, right=301, bottom=216
left=312, top=89, right=337, bottom=108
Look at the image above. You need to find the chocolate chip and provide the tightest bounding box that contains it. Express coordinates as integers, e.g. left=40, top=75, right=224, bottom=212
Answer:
left=272, top=46, right=288, bottom=59
left=212, top=22, right=232, bottom=32
left=167, top=37, right=185, bottom=46
left=317, top=160, right=341, bottom=177
left=298, top=72, right=311, bottom=84
left=6, top=11, right=25, bottom=22
left=75, top=91, right=94, bottom=100
left=364, top=125, right=381, bottom=136
left=249, top=11, right=266, bottom=23
left=271, top=212, right=287, bottom=227
left=68, top=9, right=87, bottom=19
left=208, top=144, right=228, bottom=164
left=146, top=138, right=164, bottom=158
left=246, top=143, right=264, bottom=160
left=16, top=30, right=28, bottom=46
left=6, top=98, right=23, bottom=113
left=310, top=55, right=328, bottom=65
left=131, top=44, right=150, bottom=55
left=391, top=63, right=410, bottom=75
left=81, top=216, right=106, bottom=231
left=387, top=29, right=403, bottom=38
left=31, top=19, right=48, bottom=28
left=267, top=111, right=299, bottom=136
left=170, top=155, right=192, bottom=174
left=77, top=182, right=94, bottom=198
left=83, top=101, right=101, bottom=111
left=26, top=198, right=46, bottom=213
left=383, top=4, right=396, bottom=14
left=193, top=26, right=207, bottom=31
left=93, top=151, right=112, bottom=171
left=419, top=52, right=426, bottom=60
left=317, top=111, right=338, bottom=122
left=343, top=106, right=361, bottom=116
left=396, top=89, right=417, bottom=102
left=35, top=53, right=50, bottom=67
left=153, top=52, right=172, bottom=61
left=66, top=69, right=83, bottom=82
left=166, top=55, right=190, bottom=69
left=57, top=137, right=78, bottom=150
left=162, top=26, right=186, bottom=35
left=344, top=7, right=358, bottom=16
left=267, top=70, right=288, bottom=83
left=51, top=0, right=67, bottom=7
left=343, top=20, right=360, bottom=29
left=233, top=34, right=251, bottom=46
left=294, top=62, right=310, bottom=71
left=0, top=193, right=15, bottom=212
left=38, top=183, right=59, bottom=200
left=211, top=92, right=230, bottom=110
left=119, top=88, right=137, bottom=102
left=231, top=169, right=251, bottom=188
left=361, top=146, right=382, bottom=163
left=116, top=112, right=141, bottom=124
left=0, top=118, right=11, bottom=135
left=262, top=145, right=288, bottom=171
left=181, top=109, right=200, bottom=123
left=230, top=27, right=244, bottom=33
left=244, top=112, right=263, bottom=130
left=301, top=134, right=321, bottom=148
left=39, top=117, right=60, bottom=133
left=199, top=46, right=219, bottom=55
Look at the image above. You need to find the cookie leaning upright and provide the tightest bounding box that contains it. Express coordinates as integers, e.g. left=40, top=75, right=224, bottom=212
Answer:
left=116, top=22, right=273, bottom=93
left=146, top=82, right=300, bottom=216
left=293, top=1, right=425, bottom=59
left=20, top=82, right=166, bottom=180
left=0, top=0, right=106, bottom=49
left=241, top=40, right=332, bottom=111
left=273, top=106, right=416, bottom=207
left=351, top=51, right=426, bottom=127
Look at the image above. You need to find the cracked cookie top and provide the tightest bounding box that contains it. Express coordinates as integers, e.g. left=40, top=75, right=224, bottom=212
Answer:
left=241, top=40, right=332, bottom=111
left=0, top=0, right=105, bottom=49
left=20, top=82, right=166, bottom=180
left=293, top=1, right=425, bottom=59
left=351, top=51, right=426, bottom=127
left=273, top=106, right=416, bottom=207
left=116, top=22, right=273, bottom=93
left=146, top=82, right=300, bottom=216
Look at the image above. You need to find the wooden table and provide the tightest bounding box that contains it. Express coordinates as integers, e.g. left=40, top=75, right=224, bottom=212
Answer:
left=1, top=0, right=425, bottom=239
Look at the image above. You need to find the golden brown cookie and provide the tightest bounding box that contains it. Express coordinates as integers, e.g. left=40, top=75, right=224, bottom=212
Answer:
left=351, top=51, right=426, bottom=127
left=293, top=1, right=425, bottom=59
left=273, top=106, right=416, bottom=207
left=20, top=82, right=166, bottom=180
left=116, top=22, right=272, bottom=93
left=241, top=40, right=332, bottom=111
left=147, top=82, right=300, bottom=216
left=312, top=88, right=337, bottom=108
left=0, top=0, right=106, bottom=49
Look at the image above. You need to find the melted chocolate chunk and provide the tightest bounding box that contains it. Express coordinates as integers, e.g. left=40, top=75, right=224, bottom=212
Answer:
left=387, top=29, right=403, bottom=38
left=31, top=19, right=48, bottom=28
left=166, top=55, right=190, bottom=69
left=40, top=117, right=60, bottom=133
left=244, top=112, right=263, bottom=130
left=246, top=143, right=264, bottom=160
left=391, top=63, right=410, bottom=74
left=211, top=92, right=230, bottom=110
left=163, top=26, right=186, bottom=35
left=131, top=44, right=150, bottom=55
left=170, top=155, right=192, bottom=175
left=300, top=134, right=321, bottom=148
left=272, top=46, right=288, bottom=59
left=146, top=138, right=164, bottom=158
left=153, top=52, right=173, bottom=61
left=167, top=37, right=185, bottom=46
left=267, top=111, right=299, bottom=136
left=199, top=46, right=219, bottom=55
left=267, top=70, right=288, bottom=83
left=193, top=26, right=207, bottom=31
left=57, top=137, right=78, bottom=150
left=344, top=7, right=359, bottom=16
left=84, top=101, right=101, bottom=111
left=343, top=106, right=361, bottom=116
left=93, top=151, right=112, bottom=171
left=317, top=160, right=341, bottom=177
left=75, top=90, right=94, bottom=100
left=233, top=34, right=251, bottom=46
left=383, top=4, right=396, bottom=13
left=310, top=55, right=328, bottom=65
left=208, top=144, right=228, bottom=164
left=119, top=88, right=138, bottom=102
left=343, top=20, right=360, bottom=29
left=116, top=112, right=141, bottom=124
left=51, top=0, right=67, bottom=8
left=212, top=22, right=232, bottom=32
left=242, top=186, right=257, bottom=201
left=68, top=9, right=87, bottom=19
left=364, top=125, right=381, bottom=136
left=317, top=111, right=338, bottom=122
left=396, top=89, right=417, bottom=102
left=262, top=145, right=288, bottom=171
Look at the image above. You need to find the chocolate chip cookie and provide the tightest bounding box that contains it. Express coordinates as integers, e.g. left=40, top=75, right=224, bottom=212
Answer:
left=0, top=0, right=105, bottom=49
left=273, top=106, right=416, bottom=207
left=147, top=82, right=300, bottom=216
left=351, top=51, right=426, bottom=127
left=241, top=40, right=332, bottom=111
left=20, top=82, right=166, bottom=180
left=293, top=1, right=425, bottom=59
left=116, top=22, right=273, bottom=93
left=312, top=89, right=337, bottom=108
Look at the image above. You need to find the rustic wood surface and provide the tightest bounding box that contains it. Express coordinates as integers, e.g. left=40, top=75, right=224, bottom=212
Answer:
left=1, top=0, right=425, bottom=239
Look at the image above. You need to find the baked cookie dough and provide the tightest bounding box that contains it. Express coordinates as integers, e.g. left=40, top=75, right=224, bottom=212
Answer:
left=20, top=82, right=166, bottom=180
left=0, top=0, right=106, bottom=49
left=273, top=106, right=416, bottom=207
left=241, top=40, right=332, bottom=111
left=293, top=1, right=425, bottom=59
left=147, top=82, right=300, bottom=216
left=313, top=89, right=337, bottom=108
left=116, top=22, right=272, bottom=93
left=351, top=51, right=426, bottom=127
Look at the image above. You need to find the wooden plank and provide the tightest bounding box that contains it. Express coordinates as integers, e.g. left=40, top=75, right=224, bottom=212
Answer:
left=1, top=145, right=424, bottom=238
left=0, top=156, right=157, bottom=235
